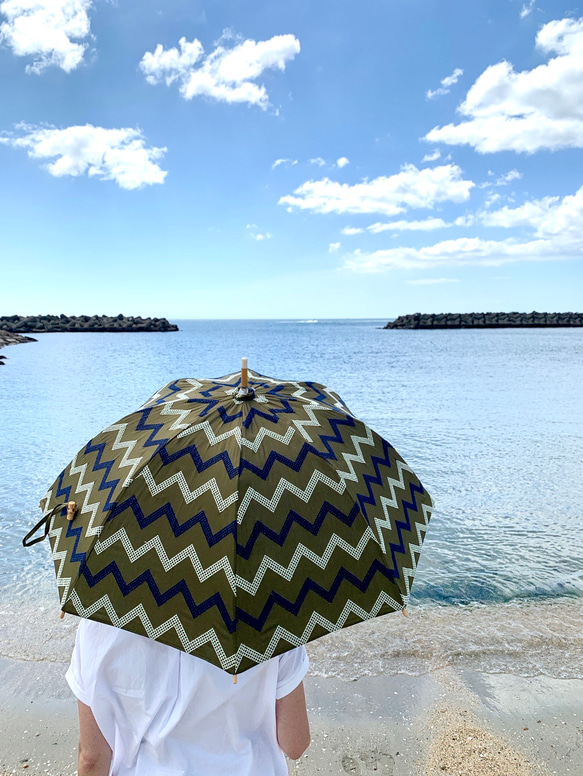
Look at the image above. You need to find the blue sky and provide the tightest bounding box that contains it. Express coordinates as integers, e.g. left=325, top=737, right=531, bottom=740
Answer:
left=1, top=0, right=582, bottom=319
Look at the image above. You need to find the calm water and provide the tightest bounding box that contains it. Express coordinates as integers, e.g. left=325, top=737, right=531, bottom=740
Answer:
left=1, top=320, right=582, bottom=677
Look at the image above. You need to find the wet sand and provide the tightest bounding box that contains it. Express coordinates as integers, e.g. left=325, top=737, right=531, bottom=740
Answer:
left=0, top=655, right=581, bottom=776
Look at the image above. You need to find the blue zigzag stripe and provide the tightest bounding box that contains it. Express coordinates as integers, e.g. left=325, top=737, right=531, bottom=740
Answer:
left=237, top=502, right=362, bottom=560
left=388, top=480, right=427, bottom=578
left=105, top=497, right=362, bottom=559
left=153, top=414, right=357, bottom=481
left=79, top=553, right=396, bottom=634
left=153, top=380, right=183, bottom=404
left=355, top=438, right=394, bottom=520
left=134, top=408, right=171, bottom=453
left=237, top=558, right=398, bottom=631
left=80, top=561, right=238, bottom=633
left=106, top=496, right=236, bottom=545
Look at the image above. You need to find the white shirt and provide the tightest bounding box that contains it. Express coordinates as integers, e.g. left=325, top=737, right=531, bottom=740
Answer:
left=66, top=619, right=309, bottom=776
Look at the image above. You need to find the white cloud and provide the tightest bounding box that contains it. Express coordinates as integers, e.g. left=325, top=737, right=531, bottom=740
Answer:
left=422, top=149, right=441, bottom=162
left=336, top=157, right=350, bottom=168
left=140, top=33, right=300, bottom=109
left=344, top=184, right=583, bottom=271
left=0, top=124, right=167, bottom=189
left=342, top=218, right=453, bottom=235
left=246, top=224, right=272, bottom=240
left=279, top=164, right=474, bottom=216
left=479, top=169, right=523, bottom=188
left=308, top=157, right=326, bottom=166
left=426, top=67, right=463, bottom=99
left=0, top=0, right=93, bottom=73
left=368, top=218, right=450, bottom=233
left=520, top=0, right=536, bottom=19
left=496, top=169, right=522, bottom=186
left=425, top=18, right=583, bottom=152
left=329, top=242, right=341, bottom=253
left=272, top=158, right=297, bottom=169
left=407, top=278, right=460, bottom=285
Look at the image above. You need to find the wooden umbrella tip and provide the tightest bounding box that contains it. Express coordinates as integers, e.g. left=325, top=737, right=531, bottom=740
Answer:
left=233, top=674, right=238, bottom=685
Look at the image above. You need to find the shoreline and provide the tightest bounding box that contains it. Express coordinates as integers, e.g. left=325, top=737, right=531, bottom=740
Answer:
left=0, top=332, right=36, bottom=363
left=0, top=655, right=581, bottom=776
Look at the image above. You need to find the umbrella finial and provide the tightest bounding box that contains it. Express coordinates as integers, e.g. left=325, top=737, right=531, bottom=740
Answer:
left=236, top=358, right=255, bottom=401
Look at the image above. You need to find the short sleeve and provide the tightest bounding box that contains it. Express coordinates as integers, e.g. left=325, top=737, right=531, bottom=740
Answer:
left=65, top=623, right=92, bottom=706
left=275, top=646, right=309, bottom=700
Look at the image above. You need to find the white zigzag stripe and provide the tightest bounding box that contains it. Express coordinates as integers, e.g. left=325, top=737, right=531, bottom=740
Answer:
left=237, top=468, right=346, bottom=524
left=177, top=420, right=297, bottom=451
left=158, top=402, right=198, bottom=432
left=49, top=524, right=72, bottom=605
left=68, top=588, right=402, bottom=671
left=140, top=466, right=238, bottom=512
left=236, top=527, right=377, bottom=595
left=333, top=426, right=375, bottom=485
left=68, top=455, right=104, bottom=538
left=375, top=459, right=416, bottom=553
left=94, top=526, right=378, bottom=599
left=102, top=423, right=145, bottom=487
left=94, top=528, right=237, bottom=594
left=401, top=501, right=432, bottom=598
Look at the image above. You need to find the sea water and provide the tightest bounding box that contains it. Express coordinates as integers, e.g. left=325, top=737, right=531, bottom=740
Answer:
left=1, top=320, right=581, bottom=678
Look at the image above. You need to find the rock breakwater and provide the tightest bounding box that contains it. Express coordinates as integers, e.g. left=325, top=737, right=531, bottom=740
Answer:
left=0, top=331, right=36, bottom=363
left=384, top=312, right=583, bottom=329
left=0, top=314, right=179, bottom=333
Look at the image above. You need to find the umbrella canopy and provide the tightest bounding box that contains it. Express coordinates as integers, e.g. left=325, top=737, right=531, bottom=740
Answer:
left=24, top=368, right=433, bottom=674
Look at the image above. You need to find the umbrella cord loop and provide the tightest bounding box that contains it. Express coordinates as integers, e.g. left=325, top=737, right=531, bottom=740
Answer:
left=22, top=503, right=66, bottom=547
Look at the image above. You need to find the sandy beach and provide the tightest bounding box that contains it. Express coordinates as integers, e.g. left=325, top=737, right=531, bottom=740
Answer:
left=1, top=649, right=581, bottom=776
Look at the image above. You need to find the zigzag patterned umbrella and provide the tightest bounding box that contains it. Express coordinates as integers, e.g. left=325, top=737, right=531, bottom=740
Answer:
left=24, top=366, right=433, bottom=675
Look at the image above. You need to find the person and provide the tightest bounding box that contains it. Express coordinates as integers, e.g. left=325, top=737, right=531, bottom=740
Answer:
left=66, top=617, right=311, bottom=776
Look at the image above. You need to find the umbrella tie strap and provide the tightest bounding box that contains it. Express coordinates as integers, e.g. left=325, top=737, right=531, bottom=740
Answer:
left=22, top=503, right=67, bottom=547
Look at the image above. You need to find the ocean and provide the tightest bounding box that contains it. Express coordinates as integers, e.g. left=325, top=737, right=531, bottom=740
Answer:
left=1, top=319, right=582, bottom=679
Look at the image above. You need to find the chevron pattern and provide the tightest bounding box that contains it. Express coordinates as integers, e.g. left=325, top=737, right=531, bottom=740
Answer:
left=34, top=370, right=433, bottom=674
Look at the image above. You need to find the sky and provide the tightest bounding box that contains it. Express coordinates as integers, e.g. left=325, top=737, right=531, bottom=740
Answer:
left=1, top=0, right=583, bottom=319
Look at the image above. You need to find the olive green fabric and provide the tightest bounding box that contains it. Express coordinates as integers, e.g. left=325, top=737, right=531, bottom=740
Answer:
left=33, top=370, right=433, bottom=673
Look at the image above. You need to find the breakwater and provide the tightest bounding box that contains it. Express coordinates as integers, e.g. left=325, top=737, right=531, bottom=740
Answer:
left=0, top=314, right=179, bottom=333
left=385, top=312, right=583, bottom=329
left=0, top=331, right=36, bottom=363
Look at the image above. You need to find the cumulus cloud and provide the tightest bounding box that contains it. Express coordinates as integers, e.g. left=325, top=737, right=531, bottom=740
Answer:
left=140, top=32, right=300, bottom=109
left=309, top=157, right=326, bottom=166
left=0, top=124, right=167, bottom=189
left=344, top=184, right=583, bottom=271
left=341, top=226, right=364, bottom=235
left=279, top=164, right=474, bottom=216
left=329, top=242, right=341, bottom=253
left=272, top=158, right=297, bottom=169
left=336, top=157, right=350, bottom=168
left=0, top=0, right=93, bottom=73
left=520, top=0, right=536, bottom=19
left=425, top=18, right=583, bottom=152
left=426, top=67, right=463, bottom=99
left=422, top=149, right=441, bottom=162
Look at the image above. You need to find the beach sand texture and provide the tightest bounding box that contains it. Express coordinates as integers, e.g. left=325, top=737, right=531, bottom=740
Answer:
left=1, top=647, right=581, bottom=776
